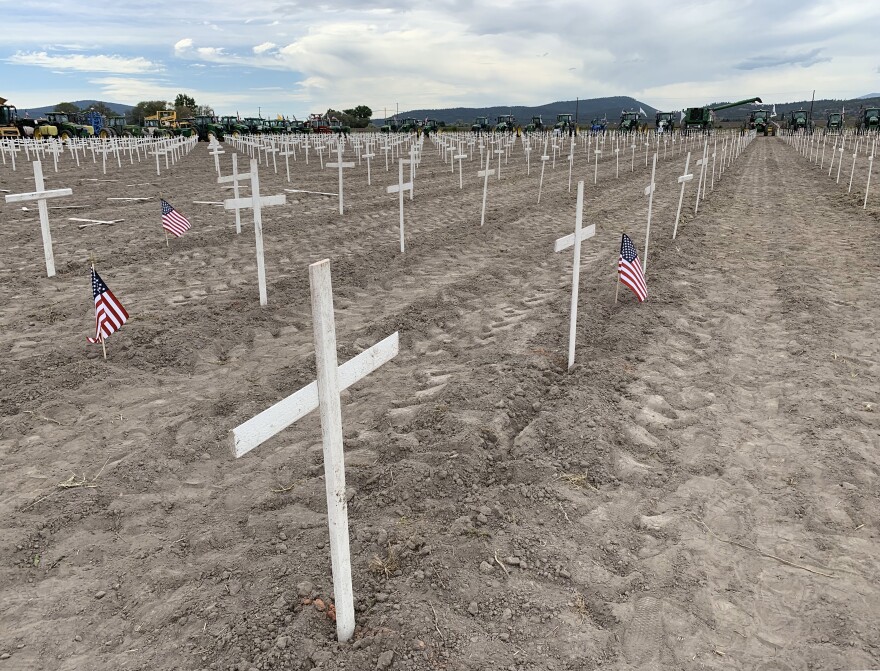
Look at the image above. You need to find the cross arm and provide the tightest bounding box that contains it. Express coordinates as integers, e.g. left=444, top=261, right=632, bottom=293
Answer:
left=554, top=224, right=596, bottom=252
left=5, top=188, right=73, bottom=203
left=230, top=331, right=399, bottom=457
left=224, top=194, right=287, bottom=210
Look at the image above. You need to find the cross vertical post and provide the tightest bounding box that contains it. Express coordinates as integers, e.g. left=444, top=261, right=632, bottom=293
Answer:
left=643, top=153, right=657, bottom=272
left=672, top=151, right=694, bottom=240
left=326, top=142, right=355, bottom=215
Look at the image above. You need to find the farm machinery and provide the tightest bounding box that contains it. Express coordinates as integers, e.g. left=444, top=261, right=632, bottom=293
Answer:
left=493, top=115, right=516, bottom=133
left=471, top=116, right=490, bottom=133
left=101, top=116, right=145, bottom=138
left=590, top=117, right=608, bottom=132
left=554, top=113, right=575, bottom=134
left=524, top=116, right=545, bottom=132
left=243, top=117, right=267, bottom=134
left=857, top=107, right=880, bottom=134
left=681, top=97, right=762, bottom=134
left=824, top=112, right=843, bottom=134
left=784, top=109, right=812, bottom=133
left=220, top=116, right=250, bottom=137
left=396, top=118, right=420, bottom=133
left=654, top=111, right=676, bottom=134
left=747, top=109, right=774, bottom=136
left=618, top=111, right=643, bottom=133
left=421, top=119, right=440, bottom=135
left=45, top=112, right=94, bottom=140
left=0, top=97, right=58, bottom=139
left=187, top=115, right=225, bottom=141
left=329, top=118, right=351, bottom=135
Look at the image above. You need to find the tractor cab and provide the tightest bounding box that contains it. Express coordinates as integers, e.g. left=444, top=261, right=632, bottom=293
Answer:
left=471, top=116, right=490, bottom=133
left=655, top=111, right=675, bottom=133
left=494, top=115, right=516, bottom=132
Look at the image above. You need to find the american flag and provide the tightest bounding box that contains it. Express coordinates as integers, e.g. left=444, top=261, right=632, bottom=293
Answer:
left=87, top=268, right=129, bottom=344
left=618, top=233, right=648, bottom=302
left=161, top=198, right=191, bottom=237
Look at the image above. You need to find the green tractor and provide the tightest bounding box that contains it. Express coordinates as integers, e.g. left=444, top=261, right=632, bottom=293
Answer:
left=493, top=114, right=516, bottom=133
left=421, top=118, right=440, bottom=135
left=785, top=109, right=812, bottom=134
left=45, top=112, right=94, bottom=140
left=471, top=116, right=490, bottom=133
left=220, top=116, right=250, bottom=137
left=554, top=113, right=575, bottom=134
left=100, top=116, right=144, bottom=138
left=681, top=97, right=762, bottom=134
left=380, top=117, right=398, bottom=133
left=524, top=116, right=545, bottom=132
left=654, top=111, right=676, bottom=134
left=329, top=118, right=351, bottom=135
left=747, top=109, right=773, bottom=136
left=857, top=107, right=880, bottom=134
left=824, top=111, right=843, bottom=135
left=618, top=111, right=643, bottom=133
left=396, top=118, right=419, bottom=133
left=189, top=115, right=225, bottom=142
left=243, top=117, right=267, bottom=134
left=266, top=119, right=291, bottom=134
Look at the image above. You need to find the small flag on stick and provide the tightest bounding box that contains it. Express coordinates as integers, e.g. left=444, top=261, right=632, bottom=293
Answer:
left=161, top=198, right=191, bottom=237
left=617, top=233, right=648, bottom=302
left=87, top=267, right=129, bottom=347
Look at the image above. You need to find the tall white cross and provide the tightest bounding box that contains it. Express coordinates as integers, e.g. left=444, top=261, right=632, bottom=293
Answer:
left=4, top=160, right=72, bottom=277
left=593, top=149, right=602, bottom=185
left=326, top=142, right=355, bottom=215
left=694, top=142, right=708, bottom=214
left=478, top=154, right=495, bottom=226
left=537, top=152, right=550, bottom=204
left=454, top=150, right=467, bottom=189
left=218, top=153, right=250, bottom=234
left=223, top=159, right=286, bottom=306
left=865, top=153, right=875, bottom=209
left=553, top=181, right=595, bottom=369
left=362, top=151, right=375, bottom=186
left=386, top=159, right=413, bottom=252
left=672, top=151, right=694, bottom=240
left=230, top=258, right=399, bottom=644
left=208, top=142, right=225, bottom=176
left=643, top=153, right=658, bottom=272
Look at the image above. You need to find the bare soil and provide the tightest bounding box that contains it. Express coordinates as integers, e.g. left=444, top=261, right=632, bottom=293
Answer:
left=1, top=132, right=878, bottom=671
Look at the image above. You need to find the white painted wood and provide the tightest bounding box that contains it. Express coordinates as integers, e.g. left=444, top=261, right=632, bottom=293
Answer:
left=326, top=142, right=355, bottom=214
left=672, top=151, right=693, bottom=240
left=537, top=154, right=549, bottom=204
left=643, top=153, right=658, bottom=273
left=4, top=161, right=72, bottom=277
left=229, top=259, right=399, bottom=644
left=478, top=156, right=495, bottom=226
left=386, top=159, right=413, bottom=252
left=223, top=159, right=286, bottom=306
left=865, top=154, right=874, bottom=209
left=694, top=141, right=708, bottom=214
left=554, top=182, right=594, bottom=369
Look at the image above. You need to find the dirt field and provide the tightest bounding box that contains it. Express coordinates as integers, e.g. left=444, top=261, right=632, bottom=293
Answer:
left=1, top=130, right=878, bottom=671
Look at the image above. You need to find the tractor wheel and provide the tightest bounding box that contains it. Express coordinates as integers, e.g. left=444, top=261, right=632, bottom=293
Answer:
left=99, top=129, right=111, bottom=139
left=232, top=130, right=241, bottom=138
left=122, top=131, right=133, bottom=138
left=60, top=130, right=72, bottom=142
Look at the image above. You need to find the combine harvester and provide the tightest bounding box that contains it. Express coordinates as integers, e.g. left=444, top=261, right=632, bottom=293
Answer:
left=681, top=97, right=762, bottom=134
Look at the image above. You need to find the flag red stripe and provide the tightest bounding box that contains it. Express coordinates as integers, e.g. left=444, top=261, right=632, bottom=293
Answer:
left=618, top=258, right=647, bottom=302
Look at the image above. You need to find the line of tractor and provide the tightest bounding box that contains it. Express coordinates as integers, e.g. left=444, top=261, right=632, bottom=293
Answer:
left=0, top=99, right=355, bottom=143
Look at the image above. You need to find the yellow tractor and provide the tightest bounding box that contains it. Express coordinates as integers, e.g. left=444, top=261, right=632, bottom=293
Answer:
left=0, top=96, right=58, bottom=139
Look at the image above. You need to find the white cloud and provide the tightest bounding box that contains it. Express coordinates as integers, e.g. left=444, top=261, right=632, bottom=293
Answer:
left=174, top=38, right=194, bottom=53
left=7, top=51, right=159, bottom=74
left=89, top=76, right=251, bottom=106
left=197, top=47, right=225, bottom=59
left=253, top=42, right=277, bottom=54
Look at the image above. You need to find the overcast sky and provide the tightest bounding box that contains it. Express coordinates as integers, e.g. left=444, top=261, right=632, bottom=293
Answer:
left=3, top=0, right=879, bottom=118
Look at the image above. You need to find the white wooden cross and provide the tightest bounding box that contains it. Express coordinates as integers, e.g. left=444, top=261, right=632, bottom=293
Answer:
left=478, top=155, right=495, bottom=226
left=454, top=150, right=467, bottom=189
left=223, top=159, right=286, bottom=306
left=567, top=150, right=574, bottom=192
left=4, top=160, right=72, bottom=277
left=387, top=159, right=413, bottom=252
left=362, top=151, right=375, bottom=186
left=407, top=143, right=418, bottom=200
left=218, top=153, right=250, bottom=234
left=593, top=149, right=602, bottom=185
left=836, top=144, right=845, bottom=184
left=494, top=148, right=504, bottom=181
left=230, top=258, right=399, bottom=644
left=710, top=139, right=718, bottom=191
left=615, top=147, right=620, bottom=179
left=553, top=180, right=595, bottom=369
left=326, top=142, right=355, bottom=215
left=672, top=151, right=693, bottom=240
left=631, top=143, right=636, bottom=172
left=848, top=150, right=858, bottom=193
left=694, top=142, right=708, bottom=214
left=537, top=152, right=550, bottom=204
left=865, top=153, right=874, bottom=209
left=208, top=142, right=226, bottom=177
left=642, top=153, right=658, bottom=272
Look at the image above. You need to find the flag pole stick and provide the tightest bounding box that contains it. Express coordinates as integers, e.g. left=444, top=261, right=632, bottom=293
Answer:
left=91, top=259, right=107, bottom=359
left=614, top=277, right=620, bottom=304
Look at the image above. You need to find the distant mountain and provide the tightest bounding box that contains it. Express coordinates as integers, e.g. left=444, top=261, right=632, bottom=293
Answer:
left=858, top=93, right=880, bottom=99
left=377, top=97, right=658, bottom=127
left=20, top=100, right=134, bottom=117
